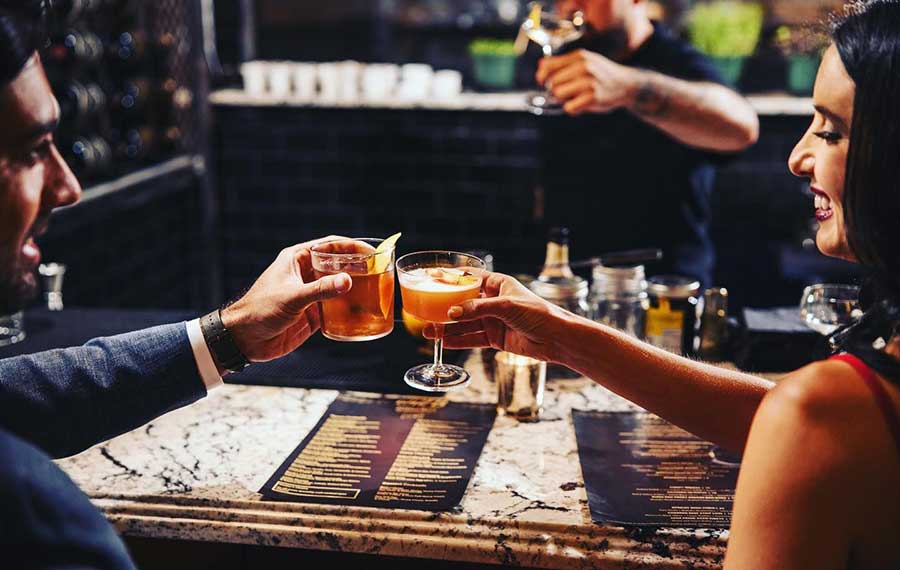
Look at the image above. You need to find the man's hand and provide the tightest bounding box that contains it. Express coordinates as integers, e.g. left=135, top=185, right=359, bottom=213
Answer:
left=220, top=236, right=351, bottom=363
left=536, top=49, right=639, bottom=115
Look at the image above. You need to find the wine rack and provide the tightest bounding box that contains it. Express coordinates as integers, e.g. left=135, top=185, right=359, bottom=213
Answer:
left=42, top=0, right=201, bottom=186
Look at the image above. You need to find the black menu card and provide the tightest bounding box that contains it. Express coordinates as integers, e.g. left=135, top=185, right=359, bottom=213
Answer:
left=261, top=394, right=496, bottom=511
left=573, top=410, right=740, bottom=528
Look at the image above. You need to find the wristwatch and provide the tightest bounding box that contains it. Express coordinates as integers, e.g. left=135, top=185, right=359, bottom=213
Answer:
left=199, top=309, right=250, bottom=373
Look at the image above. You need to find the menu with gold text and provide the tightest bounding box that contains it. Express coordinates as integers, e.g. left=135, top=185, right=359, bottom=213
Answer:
left=261, top=394, right=496, bottom=511
left=573, top=410, right=739, bottom=528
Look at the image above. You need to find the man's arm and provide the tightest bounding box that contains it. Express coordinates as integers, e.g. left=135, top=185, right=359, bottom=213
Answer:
left=0, top=323, right=206, bottom=459
left=538, top=50, right=760, bottom=152
left=0, top=238, right=352, bottom=459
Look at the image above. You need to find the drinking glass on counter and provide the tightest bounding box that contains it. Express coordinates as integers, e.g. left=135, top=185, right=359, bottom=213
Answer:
left=310, top=237, right=396, bottom=342
left=495, top=351, right=546, bottom=421
left=0, top=311, right=25, bottom=347
left=398, top=251, right=486, bottom=392
left=520, top=4, right=585, bottom=114
left=799, top=283, right=862, bottom=336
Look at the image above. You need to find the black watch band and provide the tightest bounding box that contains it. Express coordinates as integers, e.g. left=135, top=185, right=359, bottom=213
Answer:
left=199, top=309, right=250, bottom=373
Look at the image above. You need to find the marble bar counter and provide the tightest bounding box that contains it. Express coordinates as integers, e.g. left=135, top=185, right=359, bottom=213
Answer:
left=210, top=88, right=813, bottom=116
left=58, top=352, right=730, bottom=569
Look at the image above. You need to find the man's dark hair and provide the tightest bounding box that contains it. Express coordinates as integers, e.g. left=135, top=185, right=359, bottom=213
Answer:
left=829, top=0, right=900, bottom=383
left=0, top=0, right=49, bottom=86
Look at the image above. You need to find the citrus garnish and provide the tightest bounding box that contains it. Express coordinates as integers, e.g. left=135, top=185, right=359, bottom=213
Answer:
left=402, top=308, right=427, bottom=339
left=369, top=232, right=401, bottom=274
left=379, top=271, right=394, bottom=319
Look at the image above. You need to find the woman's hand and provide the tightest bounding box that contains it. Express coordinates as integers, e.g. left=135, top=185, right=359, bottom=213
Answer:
left=423, top=272, right=570, bottom=363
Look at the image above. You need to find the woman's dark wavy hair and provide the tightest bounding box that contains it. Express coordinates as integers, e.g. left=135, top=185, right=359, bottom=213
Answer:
left=829, top=0, right=900, bottom=384
left=0, top=0, right=50, bottom=86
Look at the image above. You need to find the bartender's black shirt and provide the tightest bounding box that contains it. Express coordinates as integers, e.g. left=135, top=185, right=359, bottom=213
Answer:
left=541, top=22, right=735, bottom=286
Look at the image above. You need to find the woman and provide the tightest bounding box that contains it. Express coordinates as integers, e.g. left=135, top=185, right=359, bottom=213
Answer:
left=428, top=2, right=900, bottom=567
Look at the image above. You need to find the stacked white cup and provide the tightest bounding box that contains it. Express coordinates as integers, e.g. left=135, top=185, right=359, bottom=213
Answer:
left=397, top=63, right=434, bottom=101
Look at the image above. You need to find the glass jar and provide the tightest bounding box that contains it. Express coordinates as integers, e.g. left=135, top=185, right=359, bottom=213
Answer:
left=590, top=264, right=649, bottom=339
left=645, top=275, right=701, bottom=356
left=528, top=275, right=592, bottom=319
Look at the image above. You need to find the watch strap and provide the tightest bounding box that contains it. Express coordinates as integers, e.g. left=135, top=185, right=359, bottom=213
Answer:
left=199, top=309, right=249, bottom=373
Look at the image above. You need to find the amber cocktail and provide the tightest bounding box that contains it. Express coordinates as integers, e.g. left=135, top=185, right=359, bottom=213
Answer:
left=311, top=238, right=395, bottom=342
left=397, top=251, right=485, bottom=391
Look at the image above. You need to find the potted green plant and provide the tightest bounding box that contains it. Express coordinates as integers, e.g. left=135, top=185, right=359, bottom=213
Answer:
left=775, top=24, right=829, bottom=95
left=686, top=1, right=765, bottom=87
left=469, top=39, right=518, bottom=90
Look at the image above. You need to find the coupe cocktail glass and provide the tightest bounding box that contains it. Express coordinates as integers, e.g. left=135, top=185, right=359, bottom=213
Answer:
left=397, top=251, right=486, bottom=392
left=311, top=237, right=395, bottom=341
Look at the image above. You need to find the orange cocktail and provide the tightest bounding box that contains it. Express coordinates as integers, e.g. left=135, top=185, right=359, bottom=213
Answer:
left=311, top=238, right=395, bottom=342
left=396, top=251, right=486, bottom=392
left=399, top=268, right=482, bottom=323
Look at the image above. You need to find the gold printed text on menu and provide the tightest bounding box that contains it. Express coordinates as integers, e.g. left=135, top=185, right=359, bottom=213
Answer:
left=272, top=414, right=381, bottom=499
left=374, top=419, right=481, bottom=504
left=620, top=418, right=734, bottom=525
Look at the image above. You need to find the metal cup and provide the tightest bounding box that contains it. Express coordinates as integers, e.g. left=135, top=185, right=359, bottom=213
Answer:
left=494, top=351, right=546, bottom=421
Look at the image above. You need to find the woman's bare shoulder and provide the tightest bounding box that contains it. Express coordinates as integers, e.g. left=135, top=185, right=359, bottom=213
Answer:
left=759, top=359, right=900, bottom=470
left=767, top=359, right=879, bottom=419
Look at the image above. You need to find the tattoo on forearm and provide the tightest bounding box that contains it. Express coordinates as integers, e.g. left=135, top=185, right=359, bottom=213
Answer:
left=633, top=80, right=671, bottom=117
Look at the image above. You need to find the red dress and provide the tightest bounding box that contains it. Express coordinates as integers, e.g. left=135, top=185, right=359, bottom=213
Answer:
left=829, top=353, right=900, bottom=456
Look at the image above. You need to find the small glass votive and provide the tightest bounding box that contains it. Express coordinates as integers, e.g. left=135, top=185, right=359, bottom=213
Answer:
left=494, top=351, right=546, bottom=421
left=0, top=311, right=25, bottom=347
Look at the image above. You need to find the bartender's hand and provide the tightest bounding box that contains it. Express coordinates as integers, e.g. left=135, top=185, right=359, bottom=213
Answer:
left=221, top=236, right=351, bottom=363
left=423, top=273, right=571, bottom=363
left=536, top=49, right=639, bottom=115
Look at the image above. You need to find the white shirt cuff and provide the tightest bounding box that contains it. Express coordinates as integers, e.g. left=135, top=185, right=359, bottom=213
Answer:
left=186, top=319, right=223, bottom=391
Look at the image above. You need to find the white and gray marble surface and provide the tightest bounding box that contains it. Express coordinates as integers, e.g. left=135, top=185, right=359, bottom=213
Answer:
left=58, top=351, right=730, bottom=569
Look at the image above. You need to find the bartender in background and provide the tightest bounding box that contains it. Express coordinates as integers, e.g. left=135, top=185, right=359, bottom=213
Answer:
left=538, top=0, right=758, bottom=286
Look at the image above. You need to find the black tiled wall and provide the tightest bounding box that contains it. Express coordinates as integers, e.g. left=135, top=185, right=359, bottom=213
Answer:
left=214, top=106, right=862, bottom=312
left=36, top=163, right=204, bottom=310
left=215, top=107, right=542, bottom=299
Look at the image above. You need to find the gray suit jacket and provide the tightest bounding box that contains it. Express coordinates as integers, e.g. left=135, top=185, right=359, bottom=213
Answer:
left=0, top=323, right=207, bottom=569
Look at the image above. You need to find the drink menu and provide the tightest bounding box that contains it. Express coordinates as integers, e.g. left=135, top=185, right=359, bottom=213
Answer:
left=261, top=394, right=496, bottom=511
left=573, top=410, right=739, bottom=528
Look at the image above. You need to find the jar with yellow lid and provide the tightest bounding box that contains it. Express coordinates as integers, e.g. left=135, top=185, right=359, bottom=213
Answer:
left=645, top=275, right=700, bottom=356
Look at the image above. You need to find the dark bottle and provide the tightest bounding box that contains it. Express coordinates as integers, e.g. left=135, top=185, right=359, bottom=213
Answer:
left=110, top=78, right=152, bottom=118
left=113, top=125, right=156, bottom=165
left=107, top=30, right=147, bottom=73
left=156, top=78, right=193, bottom=124
left=46, top=29, right=104, bottom=68
left=57, top=80, right=106, bottom=127
left=158, top=124, right=183, bottom=157
left=56, top=0, right=102, bottom=24
left=65, top=134, right=112, bottom=179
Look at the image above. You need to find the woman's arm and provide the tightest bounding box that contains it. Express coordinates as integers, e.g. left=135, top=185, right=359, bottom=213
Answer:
left=433, top=273, right=772, bottom=451
left=553, top=310, right=772, bottom=452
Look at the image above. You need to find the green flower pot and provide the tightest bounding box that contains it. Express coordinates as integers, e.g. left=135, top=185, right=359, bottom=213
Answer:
left=787, top=54, right=820, bottom=96
left=710, top=56, right=746, bottom=88
left=471, top=53, right=517, bottom=90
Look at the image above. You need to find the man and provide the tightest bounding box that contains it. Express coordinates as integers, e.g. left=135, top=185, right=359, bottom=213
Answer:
left=536, top=0, right=759, bottom=285
left=0, top=4, right=349, bottom=568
